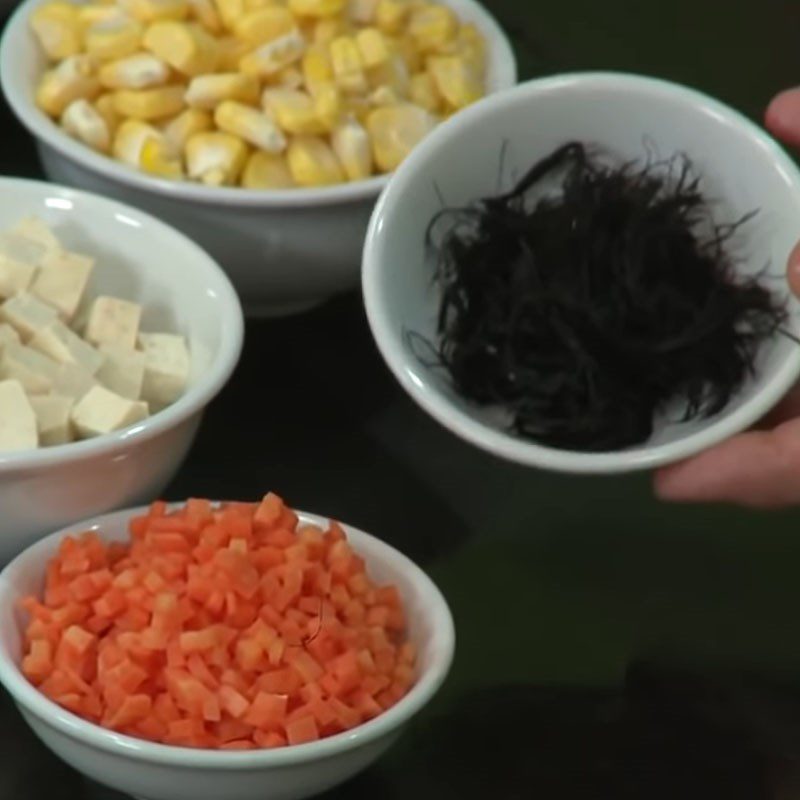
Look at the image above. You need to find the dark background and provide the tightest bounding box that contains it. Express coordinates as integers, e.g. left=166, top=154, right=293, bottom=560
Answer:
left=3, top=2, right=800, bottom=797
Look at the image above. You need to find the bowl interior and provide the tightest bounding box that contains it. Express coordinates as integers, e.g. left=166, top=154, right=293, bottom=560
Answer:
left=0, top=179, right=237, bottom=390
left=0, top=506, right=454, bottom=761
left=365, top=73, right=800, bottom=473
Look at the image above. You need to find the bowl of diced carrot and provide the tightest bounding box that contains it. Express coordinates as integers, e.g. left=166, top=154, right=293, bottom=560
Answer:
left=0, top=492, right=454, bottom=800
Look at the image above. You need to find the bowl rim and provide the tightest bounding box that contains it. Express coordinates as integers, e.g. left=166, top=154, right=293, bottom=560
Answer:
left=0, top=0, right=518, bottom=210
left=0, top=176, right=244, bottom=474
left=362, top=70, right=800, bottom=475
left=0, top=504, right=456, bottom=768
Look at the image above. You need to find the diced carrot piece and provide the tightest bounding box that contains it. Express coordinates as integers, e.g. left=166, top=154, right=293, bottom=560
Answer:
left=286, top=715, right=319, bottom=745
left=285, top=649, right=324, bottom=684
left=256, top=669, right=300, bottom=695
left=254, top=493, right=284, bottom=529
left=105, top=694, right=152, bottom=730
left=349, top=689, right=382, bottom=720
left=219, top=684, right=250, bottom=719
left=253, top=730, right=287, bottom=748
left=55, top=693, right=82, bottom=713
left=235, top=639, right=263, bottom=672
left=245, top=691, right=287, bottom=729
left=214, top=718, right=253, bottom=742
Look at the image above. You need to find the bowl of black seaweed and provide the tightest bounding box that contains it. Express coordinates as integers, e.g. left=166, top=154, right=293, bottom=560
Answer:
left=362, top=72, right=800, bottom=474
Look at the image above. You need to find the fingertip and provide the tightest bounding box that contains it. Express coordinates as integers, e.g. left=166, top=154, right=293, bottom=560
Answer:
left=765, top=88, right=800, bottom=147
left=787, top=240, right=800, bottom=300
left=653, top=464, right=694, bottom=502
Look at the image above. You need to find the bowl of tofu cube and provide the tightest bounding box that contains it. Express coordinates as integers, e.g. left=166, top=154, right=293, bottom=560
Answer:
left=0, top=0, right=517, bottom=317
left=0, top=176, right=243, bottom=565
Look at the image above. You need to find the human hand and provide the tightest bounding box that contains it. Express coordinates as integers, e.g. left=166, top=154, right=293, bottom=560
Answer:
left=654, top=88, right=800, bottom=508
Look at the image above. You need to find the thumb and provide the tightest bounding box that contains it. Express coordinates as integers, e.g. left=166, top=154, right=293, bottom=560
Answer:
left=766, top=88, right=800, bottom=149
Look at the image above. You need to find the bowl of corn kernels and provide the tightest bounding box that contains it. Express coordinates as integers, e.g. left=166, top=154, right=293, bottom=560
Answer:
left=0, top=0, right=517, bottom=316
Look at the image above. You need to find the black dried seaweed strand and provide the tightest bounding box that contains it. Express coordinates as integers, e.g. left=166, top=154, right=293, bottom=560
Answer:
left=424, top=142, right=788, bottom=452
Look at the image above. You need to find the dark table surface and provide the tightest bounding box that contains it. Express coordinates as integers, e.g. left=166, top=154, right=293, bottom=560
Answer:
left=4, top=2, right=800, bottom=798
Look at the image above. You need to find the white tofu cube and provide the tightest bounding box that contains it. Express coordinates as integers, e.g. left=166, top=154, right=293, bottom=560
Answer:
left=96, top=344, right=145, bottom=400
left=52, top=362, right=96, bottom=401
left=9, top=217, right=61, bottom=253
left=138, top=332, right=190, bottom=408
left=0, top=254, right=36, bottom=299
left=29, top=320, right=104, bottom=374
left=71, top=385, right=149, bottom=439
left=84, top=296, right=142, bottom=350
left=0, top=379, right=38, bottom=451
left=0, top=343, right=59, bottom=394
left=31, top=249, right=94, bottom=321
left=29, top=394, right=74, bottom=446
left=1, top=292, right=58, bottom=341
left=0, top=323, right=20, bottom=352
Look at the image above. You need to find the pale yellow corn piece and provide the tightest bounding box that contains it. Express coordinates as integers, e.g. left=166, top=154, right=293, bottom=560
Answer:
left=244, top=0, right=277, bottom=10
left=408, top=5, right=456, bottom=52
left=276, top=66, right=304, bottom=89
left=213, top=0, right=243, bottom=30
left=262, top=88, right=326, bottom=134
left=330, top=36, right=368, bottom=93
left=29, top=2, right=82, bottom=61
left=217, top=36, right=250, bottom=70
left=140, top=137, right=184, bottom=177
left=409, top=70, right=440, bottom=112
left=348, top=0, right=378, bottom=24
left=234, top=6, right=294, bottom=45
left=288, top=0, right=345, bottom=17
left=112, top=118, right=163, bottom=165
left=312, top=81, right=341, bottom=128
left=94, top=93, right=121, bottom=134
left=375, top=0, right=408, bottom=34
left=457, top=23, right=486, bottom=71
left=392, top=33, right=422, bottom=72
left=185, top=131, right=248, bottom=185
left=84, top=13, right=144, bottom=61
left=120, top=0, right=190, bottom=22
left=367, top=52, right=409, bottom=93
left=188, top=0, right=223, bottom=32
left=355, top=27, right=389, bottom=68
left=185, top=73, right=260, bottom=109
left=113, top=85, right=185, bottom=120
left=36, top=56, right=100, bottom=117
left=369, top=84, right=400, bottom=106
left=162, top=107, right=213, bottom=152
left=143, top=21, right=220, bottom=76
left=427, top=55, right=482, bottom=109
left=331, top=116, right=372, bottom=180
left=239, top=29, right=306, bottom=77
left=215, top=101, right=287, bottom=152
left=98, top=53, right=170, bottom=89
left=302, top=45, right=333, bottom=95
left=366, top=102, right=435, bottom=171
left=61, top=98, right=111, bottom=152
left=345, top=92, right=370, bottom=123
left=77, top=4, right=122, bottom=27
left=287, top=135, right=344, bottom=186
left=312, top=17, right=348, bottom=44
left=241, top=151, right=295, bottom=188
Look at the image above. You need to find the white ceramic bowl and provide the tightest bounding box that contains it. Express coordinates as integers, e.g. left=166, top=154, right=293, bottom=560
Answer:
left=0, top=0, right=517, bottom=317
left=0, top=504, right=455, bottom=800
left=362, top=72, right=800, bottom=475
left=0, top=178, right=243, bottom=563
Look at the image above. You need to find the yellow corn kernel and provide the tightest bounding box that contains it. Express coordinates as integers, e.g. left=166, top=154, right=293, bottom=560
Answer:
left=112, top=118, right=163, bottom=165
left=29, top=2, right=82, bottom=61
left=162, top=107, right=212, bottom=151
left=120, top=0, right=190, bottom=23
left=302, top=45, right=333, bottom=95
left=234, top=6, right=294, bottom=46
left=239, top=29, right=306, bottom=78
left=345, top=92, right=370, bottom=123
left=77, top=4, right=121, bottom=27
left=287, top=135, right=344, bottom=186
left=185, top=73, right=259, bottom=109
left=98, top=53, right=170, bottom=89
left=456, top=23, right=485, bottom=71
left=213, top=0, right=242, bottom=29
left=94, top=93, right=121, bottom=134
left=409, top=70, right=440, bottom=112
left=369, top=84, right=400, bottom=106
left=348, top=0, right=378, bottom=24
left=392, top=33, right=422, bottom=72
left=367, top=52, right=409, bottom=93
left=241, top=151, right=295, bottom=188
left=143, top=21, right=220, bottom=76
left=36, top=55, right=100, bottom=117
left=215, top=101, right=287, bottom=152
left=276, top=67, right=304, bottom=89
left=288, top=0, right=345, bottom=17
left=61, top=98, right=111, bottom=152
left=366, top=102, right=435, bottom=171
left=427, top=55, right=481, bottom=109
left=375, top=0, right=408, bottom=34
left=262, top=88, right=326, bottom=134
left=84, top=13, right=144, bottom=61
left=185, top=131, right=248, bottom=185
left=112, top=85, right=186, bottom=119
left=312, top=81, right=341, bottom=128
left=355, top=27, right=388, bottom=68
left=187, top=0, right=222, bottom=31
left=217, top=36, right=250, bottom=69
left=140, top=136, right=184, bottom=177
left=330, top=36, right=367, bottom=93
left=407, top=5, right=456, bottom=52
left=331, top=116, right=372, bottom=180
left=313, top=17, right=348, bottom=44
